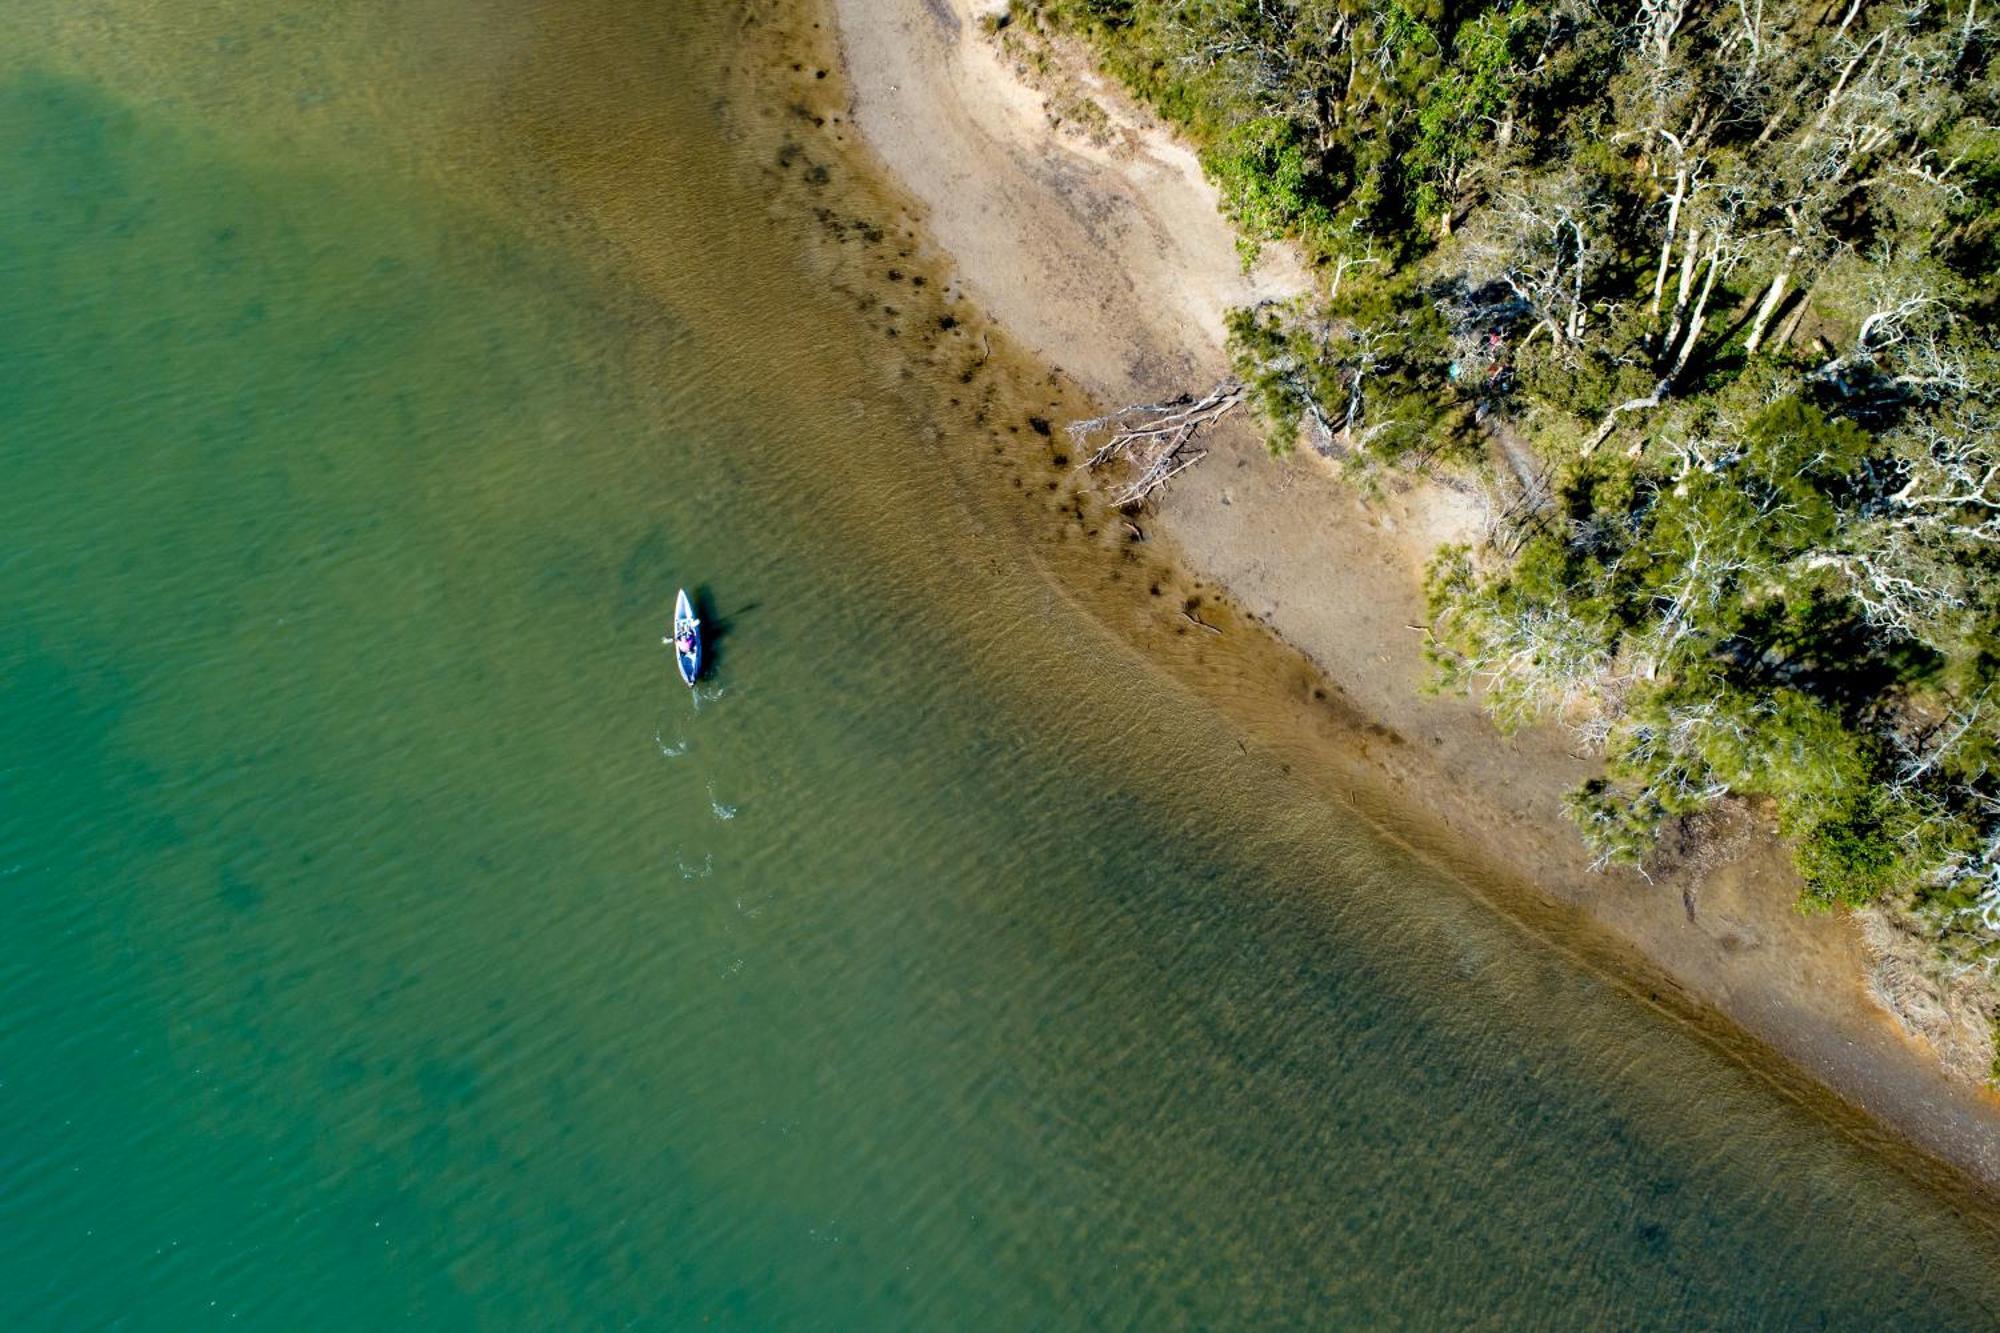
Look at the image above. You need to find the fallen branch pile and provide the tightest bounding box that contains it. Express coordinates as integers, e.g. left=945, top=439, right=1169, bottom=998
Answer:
left=1067, top=380, right=1243, bottom=505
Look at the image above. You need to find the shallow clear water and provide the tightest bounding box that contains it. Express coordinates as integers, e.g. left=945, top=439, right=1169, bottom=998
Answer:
left=5, top=1, right=2000, bottom=1327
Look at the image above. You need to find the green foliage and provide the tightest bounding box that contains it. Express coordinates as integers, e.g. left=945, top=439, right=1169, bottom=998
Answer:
left=1429, top=394, right=1999, bottom=910
left=1203, top=116, right=1334, bottom=261
left=1225, top=304, right=1318, bottom=454
left=1793, top=793, right=1911, bottom=910
left=1022, top=0, right=1544, bottom=255
left=1228, top=276, right=1471, bottom=463
left=1405, top=9, right=1520, bottom=230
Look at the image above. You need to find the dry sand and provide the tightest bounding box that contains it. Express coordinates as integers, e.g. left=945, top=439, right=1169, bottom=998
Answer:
left=828, top=0, right=2000, bottom=1187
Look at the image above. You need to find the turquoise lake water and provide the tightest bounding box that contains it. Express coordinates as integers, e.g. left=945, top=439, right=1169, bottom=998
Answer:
left=6, top=0, right=2000, bottom=1326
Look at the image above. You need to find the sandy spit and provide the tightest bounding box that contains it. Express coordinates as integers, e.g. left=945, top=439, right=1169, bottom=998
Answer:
left=827, top=0, right=2000, bottom=1188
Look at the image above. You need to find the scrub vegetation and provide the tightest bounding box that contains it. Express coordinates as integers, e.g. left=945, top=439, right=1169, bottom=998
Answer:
left=1016, top=0, right=2000, bottom=989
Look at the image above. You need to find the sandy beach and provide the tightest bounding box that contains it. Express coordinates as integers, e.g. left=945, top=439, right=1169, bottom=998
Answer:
left=820, top=0, right=2000, bottom=1187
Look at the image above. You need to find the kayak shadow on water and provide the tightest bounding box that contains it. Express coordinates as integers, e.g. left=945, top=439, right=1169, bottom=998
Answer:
left=690, top=585, right=754, bottom=680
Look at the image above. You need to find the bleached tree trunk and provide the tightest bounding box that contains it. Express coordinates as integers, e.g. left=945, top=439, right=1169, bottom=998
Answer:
left=1326, top=250, right=1377, bottom=303
left=1773, top=281, right=1813, bottom=349
left=1583, top=381, right=1670, bottom=455
left=1592, top=237, right=1735, bottom=454
left=1664, top=228, right=1704, bottom=358
left=1804, top=29, right=1888, bottom=149
left=1651, top=166, right=1688, bottom=315
left=1670, top=237, right=1725, bottom=377
left=1641, top=0, right=1690, bottom=62
left=1567, top=220, right=1590, bottom=342
left=1745, top=244, right=1802, bottom=355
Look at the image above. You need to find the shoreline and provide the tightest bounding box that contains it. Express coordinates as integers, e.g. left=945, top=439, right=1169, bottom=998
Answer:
left=812, top=0, right=2000, bottom=1189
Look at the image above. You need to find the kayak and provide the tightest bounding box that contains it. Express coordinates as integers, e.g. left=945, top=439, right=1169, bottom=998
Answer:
left=669, top=588, right=702, bottom=686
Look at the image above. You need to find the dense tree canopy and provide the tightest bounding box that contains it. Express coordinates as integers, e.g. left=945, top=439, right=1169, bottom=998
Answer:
left=1021, top=0, right=2000, bottom=981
